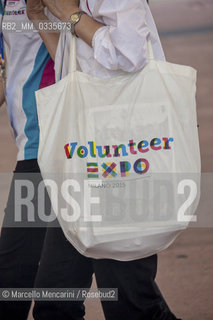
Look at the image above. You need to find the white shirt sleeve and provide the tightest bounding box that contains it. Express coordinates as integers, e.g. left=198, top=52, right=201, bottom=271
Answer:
left=55, top=0, right=164, bottom=81
left=91, top=0, right=150, bottom=72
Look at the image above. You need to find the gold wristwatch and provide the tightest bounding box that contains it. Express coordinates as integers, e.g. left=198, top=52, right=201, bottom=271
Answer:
left=69, top=11, right=86, bottom=36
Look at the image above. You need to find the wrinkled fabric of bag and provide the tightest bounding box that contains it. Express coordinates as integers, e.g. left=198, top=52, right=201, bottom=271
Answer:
left=36, top=36, right=201, bottom=261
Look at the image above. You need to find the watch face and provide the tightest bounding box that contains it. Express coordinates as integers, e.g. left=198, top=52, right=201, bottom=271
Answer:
left=71, top=13, right=80, bottom=23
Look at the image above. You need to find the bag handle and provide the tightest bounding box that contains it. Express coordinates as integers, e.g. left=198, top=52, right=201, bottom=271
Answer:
left=68, top=34, right=155, bottom=74
left=147, top=40, right=154, bottom=60
left=69, top=34, right=77, bottom=73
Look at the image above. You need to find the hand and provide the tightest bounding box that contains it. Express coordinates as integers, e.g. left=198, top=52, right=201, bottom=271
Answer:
left=42, top=0, right=80, bottom=21
left=26, top=0, right=45, bottom=20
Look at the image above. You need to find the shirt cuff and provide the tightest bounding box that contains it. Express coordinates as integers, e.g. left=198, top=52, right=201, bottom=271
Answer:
left=92, top=25, right=110, bottom=49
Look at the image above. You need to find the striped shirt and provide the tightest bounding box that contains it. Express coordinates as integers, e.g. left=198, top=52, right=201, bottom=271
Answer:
left=0, top=0, right=55, bottom=160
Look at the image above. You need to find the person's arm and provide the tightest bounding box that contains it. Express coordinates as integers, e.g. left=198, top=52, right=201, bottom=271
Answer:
left=26, top=0, right=60, bottom=61
left=27, top=0, right=104, bottom=61
left=41, top=0, right=152, bottom=72
left=42, top=0, right=104, bottom=47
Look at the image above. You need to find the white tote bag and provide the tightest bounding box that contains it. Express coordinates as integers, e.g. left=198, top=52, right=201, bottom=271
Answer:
left=36, top=35, right=200, bottom=261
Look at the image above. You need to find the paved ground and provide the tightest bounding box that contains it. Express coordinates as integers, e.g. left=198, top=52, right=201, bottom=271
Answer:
left=0, top=0, right=212, bottom=319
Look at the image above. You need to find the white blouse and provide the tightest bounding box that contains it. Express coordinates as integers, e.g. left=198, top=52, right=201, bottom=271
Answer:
left=55, top=0, right=165, bottom=81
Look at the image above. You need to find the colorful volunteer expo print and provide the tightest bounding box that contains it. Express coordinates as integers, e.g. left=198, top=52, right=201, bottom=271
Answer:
left=64, top=137, right=174, bottom=179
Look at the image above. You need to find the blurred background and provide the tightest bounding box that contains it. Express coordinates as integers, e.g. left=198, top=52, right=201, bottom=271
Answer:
left=0, top=0, right=212, bottom=319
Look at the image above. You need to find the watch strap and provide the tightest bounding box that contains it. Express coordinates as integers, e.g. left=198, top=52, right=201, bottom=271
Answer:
left=70, top=11, right=86, bottom=36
